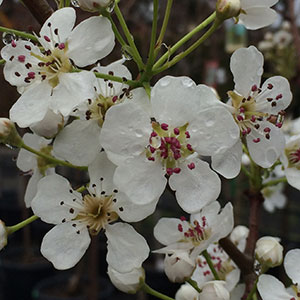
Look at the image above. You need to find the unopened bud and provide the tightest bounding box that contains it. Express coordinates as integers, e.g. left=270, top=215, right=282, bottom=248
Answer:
left=216, top=0, right=241, bottom=21
left=0, top=118, right=22, bottom=147
left=0, top=220, right=8, bottom=250
left=255, top=236, right=283, bottom=268
left=200, top=281, right=230, bottom=300
left=230, top=225, right=249, bottom=252
left=164, top=251, right=196, bottom=283
left=175, top=284, right=199, bottom=300
left=77, top=0, right=114, bottom=12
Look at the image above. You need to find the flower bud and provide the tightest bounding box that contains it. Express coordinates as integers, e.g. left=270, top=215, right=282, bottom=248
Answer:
left=230, top=225, right=249, bottom=252
left=216, top=0, right=241, bottom=21
left=200, top=281, right=230, bottom=300
left=164, top=251, right=196, bottom=283
left=0, top=118, right=22, bottom=147
left=175, top=283, right=199, bottom=300
left=0, top=220, right=8, bottom=250
left=76, top=0, right=114, bottom=12
left=107, top=266, right=144, bottom=294
left=255, top=236, right=283, bottom=268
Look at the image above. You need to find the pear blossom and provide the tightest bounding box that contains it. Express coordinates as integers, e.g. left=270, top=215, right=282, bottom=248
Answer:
left=17, top=133, right=55, bottom=207
left=212, top=46, right=292, bottom=178
left=192, top=244, right=240, bottom=292
left=53, top=60, right=131, bottom=166
left=1, top=7, right=115, bottom=128
left=280, top=134, right=300, bottom=190
left=175, top=284, right=199, bottom=300
left=100, top=76, right=240, bottom=213
left=257, top=249, right=300, bottom=300
left=31, top=152, right=152, bottom=270
left=153, top=201, right=234, bottom=259
left=255, top=236, right=283, bottom=267
left=238, top=0, right=279, bottom=30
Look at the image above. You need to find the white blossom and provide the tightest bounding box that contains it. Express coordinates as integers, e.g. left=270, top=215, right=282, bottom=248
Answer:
left=200, top=281, right=230, bottom=300
left=100, top=76, right=239, bottom=213
left=31, top=152, right=151, bottom=270
left=1, top=7, right=115, bottom=128
left=175, top=284, right=199, bottom=300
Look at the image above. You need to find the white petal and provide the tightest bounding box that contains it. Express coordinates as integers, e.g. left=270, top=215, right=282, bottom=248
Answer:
left=151, top=76, right=199, bottom=127
left=40, top=8, right=76, bottom=46
left=105, top=223, right=149, bottom=273
left=256, top=76, right=292, bottom=115
left=9, top=82, right=52, bottom=127
left=154, top=218, right=184, bottom=246
left=190, top=201, right=221, bottom=227
left=53, top=119, right=100, bottom=166
left=284, top=249, right=300, bottom=285
left=239, top=7, right=278, bottom=30
left=212, top=139, right=243, bottom=179
left=188, top=106, right=239, bottom=156
left=126, top=87, right=152, bottom=116
left=231, top=284, right=245, bottom=300
left=230, top=46, right=263, bottom=96
left=31, top=174, right=82, bottom=224
left=51, top=71, right=96, bottom=116
left=246, top=122, right=285, bottom=168
left=107, top=266, right=144, bottom=293
left=169, top=158, right=221, bottom=213
left=285, top=167, right=300, bottom=190
left=41, top=222, right=90, bottom=270
left=257, top=274, right=292, bottom=300
left=68, top=16, right=115, bottom=67
left=113, top=156, right=166, bottom=205
left=240, top=0, right=278, bottom=10
left=100, top=101, right=151, bottom=164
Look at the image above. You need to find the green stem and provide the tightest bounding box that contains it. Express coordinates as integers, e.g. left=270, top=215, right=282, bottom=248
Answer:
left=142, top=283, right=175, bottom=300
left=153, top=19, right=221, bottom=74
left=76, top=185, right=87, bottom=193
left=114, top=2, right=144, bottom=70
left=241, top=164, right=251, bottom=178
left=154, top=0, right=173, bottom=58
left=153, top=12, right=216, bottom=70
left=145, top=0, right=159, bottom=76
left=65, top=0, right=71, bottom=7
left=262, top=177, right=287, bottom=188
left=0, top=59, right=5, bottom=65
left=186, top=279, right=202, bottom=293
left=21, top=142, right=88, bottom=171
left=143, top=82, right=151, bottom=98
left=7, top=215, right=39, bottom=235
left=0, top=26, right=38, bottom=42
left=103, top=12, right=127, bottom=47
left=202, top=250, right=220, bottom=280
left=246, top=277, right=258, bottom=300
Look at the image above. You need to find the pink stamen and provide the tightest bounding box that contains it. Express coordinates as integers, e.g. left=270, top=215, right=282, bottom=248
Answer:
left=250, top=115, right=256, bottom=122
left=173, top=167, right=181, bottom=174
left=44, top=35, right=51, bottom=42
left=151, top=131, right=157, bottom=137
left=166, top=168, right=173, bottom=175
left=237, top=115, right=244, bottom=121
left=185, top=131, right=190, bottom=138
left=188, top=162, right=195, bottom=170
left=253, top=138, right=260, bottom=143
left=178, top=224, right=183, bottom=232
left=11, top=40, right=17, bottom=48
left=18, top=55, right=25, bottom=63
left=264, top=127, right=271, bottom=133
left=174, top=128, right=180, bottom=135
left=58, top=43, right=65, bottom=50
left=276, top=94, right=283, bottom=100
left=251, top=85, right=258, bottom=92
left=161, top=123, right=168, bottom=130
left=27, top=72, right=35, bottom=79
left=112, top=96, right=118, bottom=103
left=187, top=144, right=193, bottom=151
left=180, top=216, right=186, bottom=221
left=267, top=83, right=273, bottom=89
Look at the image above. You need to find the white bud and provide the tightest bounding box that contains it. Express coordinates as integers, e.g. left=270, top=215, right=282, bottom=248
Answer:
left=164, top=251, right=196, bottom=283
left=255, top=236, right=283, bottom=267
left=77, top=0, right=113, bottom=12
left=0, top=118, right=22, bottom=147
left=107, top=266, right=144, bottom=294
left=175, top=284, right=199, bottom=300
left=0, top=118, right=14, bottom=138
left=200, top=281, right=230, bottom=300
left=0, top=220, right=8, bottom=250
left=216, top=0, right=241, bottom=20
left=230, top=225, right=249, bottom=252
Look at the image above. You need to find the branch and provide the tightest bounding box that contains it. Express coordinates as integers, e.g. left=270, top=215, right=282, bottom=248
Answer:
left=22, top=0, right=54, bottom=26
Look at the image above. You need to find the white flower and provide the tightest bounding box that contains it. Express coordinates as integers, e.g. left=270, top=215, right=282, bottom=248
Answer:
left=213, top=46, right=292, bottom=178
left=192, top=244, right=240, bottom=292
left=53, top=60, right=131, bottom=166
left=261, top=182, right=286, bottom=213
left=175, top=284, right=199, bottom=300
left=31, top=152, right=151, bottom=270
left=16, top=133, right=55, bottom=207
left=200, top=281, right=230, bottom=300
left=77, top=0, right=113, bottom=11
left=280, top=134, right=300, bottom=190
left=255, top=236, right=283, bottom=267
left=108, top=266, right=145, bottom=294
left=164, top=250, right=196, bottom=283
left=1, top=7, right=115, bottom=128
left=257, top=249, right=300, bottom=300
left=100, top=76, right=239, bottom=213
left=0, top=220, right=7, bottom=250
left=153, top=201, right=234, bottom=259
left=238, top=0, right=279, bottom=30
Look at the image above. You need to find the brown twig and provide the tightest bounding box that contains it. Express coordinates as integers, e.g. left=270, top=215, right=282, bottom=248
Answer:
left=22, top=0, right=54, bottom=26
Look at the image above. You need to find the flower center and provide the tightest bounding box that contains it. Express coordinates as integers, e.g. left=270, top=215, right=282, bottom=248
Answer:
left=74, top=193, right=118, bottom=235
left=146, top=122, right=195, bottom=175
left=177, top=216, right=211, bottom=246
